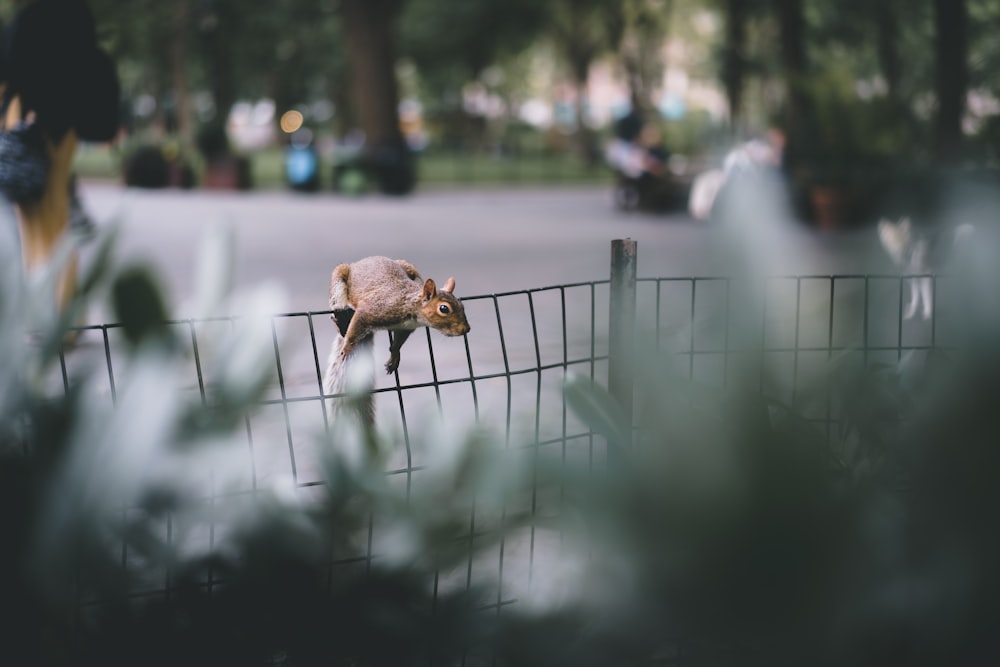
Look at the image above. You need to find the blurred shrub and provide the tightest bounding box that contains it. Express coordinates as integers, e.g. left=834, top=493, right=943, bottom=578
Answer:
left=796, top=67, right=920, bottom=172
left=660, top=108, right=721, bottom=158
left=540, top=262, right=1000, bottom=665
left=0, top=226, right=527, bottom=666
left=195, top=122, right=232, bottom=162
left=122, top=143, right=195, bottom=189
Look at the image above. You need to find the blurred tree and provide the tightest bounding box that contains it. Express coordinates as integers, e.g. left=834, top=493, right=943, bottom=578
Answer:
left=811, top=0, right=916, bottom=115
left=968, top=0, right=1000, bottom=94
left=198, top=0, right=236, bottom=129
left=170, top=0, right=192, bottom=143
left=722, top=0, right=750, bottom=127
left=616, top=0, right=670, bottom=111
left=226, top=1, right=345, bottom=134
left=714, top=0, right=778, bottom=131
left=547, top=0, right=625, bottom=164
left=71, top=0, right=1000, bottom=176
left=872, top=0, right=902, bottom=103
left=806, top=0, right=932, bottom=164
left=89, top=0, right=345, bottom=143
left=87, top=0, right=177, bottom=136
left=773, top=0, right=806, bottom=148
left=401, top=0, right=547, bottom=95
left=338, top=0, right=415, bottom=194
left=933, top=0, right=968, bottom=163
left=399, top=0, right=549, bottom=152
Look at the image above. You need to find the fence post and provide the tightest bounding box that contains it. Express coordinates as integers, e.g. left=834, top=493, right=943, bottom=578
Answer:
left=608, top=239, right=637, bottom=455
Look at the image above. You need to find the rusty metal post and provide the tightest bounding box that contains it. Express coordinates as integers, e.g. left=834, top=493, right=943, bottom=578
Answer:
left=608, top=238, right=637, bottom=454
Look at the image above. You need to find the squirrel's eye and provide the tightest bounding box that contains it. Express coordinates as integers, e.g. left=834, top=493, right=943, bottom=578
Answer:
left=438, top=304, right=451, bottom=315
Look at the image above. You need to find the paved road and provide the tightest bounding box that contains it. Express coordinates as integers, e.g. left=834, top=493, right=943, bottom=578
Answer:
left=64, top=180, right=897, bottom=477
left=77, top=181, right=888, bottom=320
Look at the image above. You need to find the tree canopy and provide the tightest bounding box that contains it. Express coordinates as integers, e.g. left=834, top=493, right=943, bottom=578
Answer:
left=3, top=0, right=996, bottom=183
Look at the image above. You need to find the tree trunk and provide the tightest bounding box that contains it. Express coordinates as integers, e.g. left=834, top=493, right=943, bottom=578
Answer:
left=775, top=0, right=805, bottom=81
left=723, top=0, right=748, bottom=130
left=873, top=1, right=901, bottom=102
left=339, top=0, right=415, bottom=194
left=171, top=0, right=192, bottom=144
left=933, top=0, right=968, bottom=164
left=200, top=0, right=236, bottom=125
left=774, top=0, right=806, bottom=165
left=571, top=58, right=599, bottom=166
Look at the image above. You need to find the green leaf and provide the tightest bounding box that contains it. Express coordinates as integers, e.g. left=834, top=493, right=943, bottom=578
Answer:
left=77, top=223, right=119, bottom=297
left=564, top=374, right=629, bottom=451
left=111, top=266, right=173, bottom=349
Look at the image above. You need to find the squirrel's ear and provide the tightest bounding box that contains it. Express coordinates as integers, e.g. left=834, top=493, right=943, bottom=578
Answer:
left=442, top=277, right=456, bottom=294
left=422, top=278, right=437, bottom=301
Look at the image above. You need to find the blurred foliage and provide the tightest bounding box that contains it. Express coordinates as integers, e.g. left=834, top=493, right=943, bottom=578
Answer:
left=400, top=0, right=550, bottom=99
left=6, top=0, right=997, bottom=187
left=659, top=108, right=723, bottom=158
left=0, top=223, right=535, bottom=666
left=792, top=66, right=921, bottom=190
left=806, top=0, right=934, bottom=101
left=546, top=242, right=1000, bottom=665
left=83, top=0, right=347, bottom=137
left=3, top=204, right=1000, bottom=665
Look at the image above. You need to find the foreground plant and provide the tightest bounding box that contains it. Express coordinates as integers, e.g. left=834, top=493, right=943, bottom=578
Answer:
left=0, top=225, right=531, bottom=667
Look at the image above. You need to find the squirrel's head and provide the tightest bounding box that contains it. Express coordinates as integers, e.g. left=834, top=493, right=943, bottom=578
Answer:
left=420, top=277, right=470, bottom=336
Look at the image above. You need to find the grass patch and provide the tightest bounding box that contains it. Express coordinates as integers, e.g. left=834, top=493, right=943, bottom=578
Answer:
left=73, top=144, right=612, bottom=190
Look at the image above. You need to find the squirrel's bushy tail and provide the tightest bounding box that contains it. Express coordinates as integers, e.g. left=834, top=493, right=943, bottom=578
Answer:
left=323, top=333, right=376, bottom=425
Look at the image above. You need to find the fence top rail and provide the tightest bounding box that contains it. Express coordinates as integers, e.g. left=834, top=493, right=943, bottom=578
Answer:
left=62, top=273, right=949, bottom=332
left=637, top=273, right=947, bottom=282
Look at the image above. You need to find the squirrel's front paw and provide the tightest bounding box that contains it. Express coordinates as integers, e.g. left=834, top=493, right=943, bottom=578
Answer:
left=385, top=354, right=401, bottom=375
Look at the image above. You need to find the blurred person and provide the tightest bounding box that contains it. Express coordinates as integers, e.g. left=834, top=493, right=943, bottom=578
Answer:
left=613, top=92, right=645, bottom=144
left=0, top=0, right=118, bottom=316
left=606, top=94, right=647, bottom=180
left=689, top=127, right=787, bottom=222
left=638, top=123, right=670, bottom=176
left=690, top=126, right=797, bottom=282
left=633, top=123, right=672, bottom=206
left=607, top=122, right=674, bottom=211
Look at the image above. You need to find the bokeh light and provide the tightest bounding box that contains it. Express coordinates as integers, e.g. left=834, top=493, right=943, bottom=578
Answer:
left=279, top=109, right=304, bottom=134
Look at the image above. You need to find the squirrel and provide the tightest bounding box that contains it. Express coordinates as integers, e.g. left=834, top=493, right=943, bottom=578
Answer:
left=327, top=256, right=471, bottom=375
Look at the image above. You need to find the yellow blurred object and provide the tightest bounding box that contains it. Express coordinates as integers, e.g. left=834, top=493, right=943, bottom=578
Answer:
left=280, top=110, right=304, bottom=134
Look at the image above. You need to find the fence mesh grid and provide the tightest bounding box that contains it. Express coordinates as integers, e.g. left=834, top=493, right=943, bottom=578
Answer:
left=54, top=272, right=953, bottom=618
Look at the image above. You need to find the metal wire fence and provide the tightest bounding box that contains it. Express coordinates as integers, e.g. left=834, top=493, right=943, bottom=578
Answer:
left=50, top=255, right=958, bottom=626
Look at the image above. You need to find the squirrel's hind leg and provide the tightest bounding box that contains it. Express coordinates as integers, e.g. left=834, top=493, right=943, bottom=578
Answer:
left=395, top=259, right=421, bottom=281
left=330, top=263, right=355, bottom=337
left=330, top=263, right=351, bottom=310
